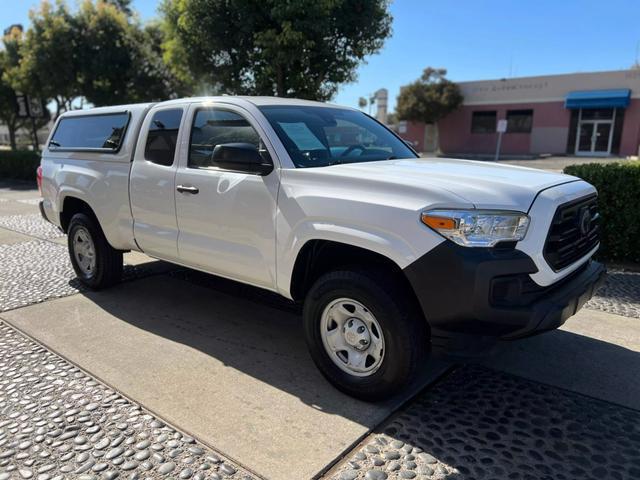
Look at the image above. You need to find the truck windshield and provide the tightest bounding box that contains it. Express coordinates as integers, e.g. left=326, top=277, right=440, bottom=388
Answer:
left=258, top=106, right=417, bottom=168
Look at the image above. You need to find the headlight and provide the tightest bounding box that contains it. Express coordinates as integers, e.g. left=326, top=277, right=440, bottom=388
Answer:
left=421, top=210, right=529, bottom=247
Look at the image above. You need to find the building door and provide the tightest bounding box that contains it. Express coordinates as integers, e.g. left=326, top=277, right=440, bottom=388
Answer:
left=575, top=108, right=615, bottom=156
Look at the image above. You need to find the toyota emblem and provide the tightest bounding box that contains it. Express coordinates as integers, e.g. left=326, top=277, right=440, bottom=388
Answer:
left=579, top=208, right=592, bottom=235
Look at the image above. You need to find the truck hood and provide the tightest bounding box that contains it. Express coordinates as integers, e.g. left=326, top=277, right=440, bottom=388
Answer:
left=319, top=158, right=579, bottom=212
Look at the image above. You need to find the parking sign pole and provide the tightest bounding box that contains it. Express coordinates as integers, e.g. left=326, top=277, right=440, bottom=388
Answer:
left=495, top=119, right=507, bottom=161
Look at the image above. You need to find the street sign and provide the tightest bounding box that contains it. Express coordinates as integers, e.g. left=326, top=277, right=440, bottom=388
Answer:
left=15, top=94, right=29, bottom=118
left=14, top=92, right=48, bottom=151
left=495, top=119, right=507, bottom=161
left=28, top=97, right=45, bottom=118
left=15, top=93, right=46, bottom=119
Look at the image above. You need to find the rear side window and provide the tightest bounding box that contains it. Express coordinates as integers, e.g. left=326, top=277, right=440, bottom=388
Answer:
left=49, top=112, right=129, bottom=151
left=189, top=109, right=260, bottom=168
left=144, top=109, right=183, bottom=166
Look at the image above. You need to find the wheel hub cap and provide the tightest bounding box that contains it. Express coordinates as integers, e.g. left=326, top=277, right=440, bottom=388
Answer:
left=72, top=227, right=96, bottom=277
left=343, top=318, right=371, bottom=350
left=320, top=298, right=385, bottom=377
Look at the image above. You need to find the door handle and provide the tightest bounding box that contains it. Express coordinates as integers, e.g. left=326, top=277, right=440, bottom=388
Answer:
left=176, top=185, right=199, bottom=194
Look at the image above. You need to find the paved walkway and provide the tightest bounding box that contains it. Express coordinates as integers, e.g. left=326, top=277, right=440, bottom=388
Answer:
left=0, top=322, right=253, bottom=480
left=329, top=365, right=640, bottom=480
left=0, top=182, right=639, bottom=480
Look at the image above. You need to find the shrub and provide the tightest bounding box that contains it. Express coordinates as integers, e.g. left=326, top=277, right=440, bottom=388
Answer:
left=0, top=150, right=41, bottom=182
left=564, top=161, right=640, bottom=263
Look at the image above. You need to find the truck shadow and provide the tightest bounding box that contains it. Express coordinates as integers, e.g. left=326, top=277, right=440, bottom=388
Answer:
left=76, top=265, right=451, bottom=427
left=0, top=180, right=37, bottom=191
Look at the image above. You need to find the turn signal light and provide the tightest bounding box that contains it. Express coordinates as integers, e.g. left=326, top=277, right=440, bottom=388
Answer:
left=421, top=214, right=456, bottom=230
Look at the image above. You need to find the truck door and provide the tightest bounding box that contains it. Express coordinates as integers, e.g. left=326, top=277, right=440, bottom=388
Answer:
left=130, top=105, right=186, bottom=261
left=174, top=103, right=279, bottom=290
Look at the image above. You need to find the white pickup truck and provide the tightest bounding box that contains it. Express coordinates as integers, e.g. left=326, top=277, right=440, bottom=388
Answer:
left=39, top=97, right=605, bottom=400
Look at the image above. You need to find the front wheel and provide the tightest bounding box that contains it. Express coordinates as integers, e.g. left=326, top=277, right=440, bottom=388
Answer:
left=67, top=213, right=123, bottom=290
left=303, top=268, right=428, bottom=401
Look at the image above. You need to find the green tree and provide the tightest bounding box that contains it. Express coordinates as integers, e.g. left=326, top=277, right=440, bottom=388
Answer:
left=14, top=1, right=181, bottom=112
left=0, top=26, right=28, bottom=150
left=76, top=1, right=183, bottom=106
left=14, top=1, right=80, bottom=118
left=1, top=27, right=50, bottom=152
left=161, top=0, right=392, bottom=100
left=396, top=68, right=463, bottom=151
left=104, top=0, right=133, bottom=15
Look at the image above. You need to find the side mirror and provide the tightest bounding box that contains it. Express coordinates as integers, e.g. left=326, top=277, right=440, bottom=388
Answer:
left=211, top=142, right=274, bottom=176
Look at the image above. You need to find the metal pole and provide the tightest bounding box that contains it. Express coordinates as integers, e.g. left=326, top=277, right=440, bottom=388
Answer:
left=494, top=131, right=503, bottom=162
left=30, top=117, right=39, bottom=152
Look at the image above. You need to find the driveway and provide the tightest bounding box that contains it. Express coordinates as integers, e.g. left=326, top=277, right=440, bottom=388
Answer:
left=0, top=180, right=639, bottom=480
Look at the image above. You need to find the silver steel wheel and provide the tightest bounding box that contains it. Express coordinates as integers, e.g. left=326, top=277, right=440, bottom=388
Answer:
left=72, top=227, right=96, bottom=277
left=320, top=298, right=385, bottom=377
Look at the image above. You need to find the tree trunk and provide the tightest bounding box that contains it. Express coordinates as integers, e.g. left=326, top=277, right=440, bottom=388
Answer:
left=54, top=98, right=62, bottom=120
left=275, top=65, right=285, bottom=97
left=8, top=122, right=17, bottom=151
left=30, top=118, right=39, bottom=152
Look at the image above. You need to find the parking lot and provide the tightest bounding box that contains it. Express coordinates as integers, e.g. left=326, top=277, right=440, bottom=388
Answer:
left=1, top=180, right=639, bottom=480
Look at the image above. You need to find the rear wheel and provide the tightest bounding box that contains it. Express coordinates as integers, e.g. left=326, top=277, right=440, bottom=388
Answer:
left=67, top=213, right=122, bottom=289
left=303, top=268, right=428, bottom=401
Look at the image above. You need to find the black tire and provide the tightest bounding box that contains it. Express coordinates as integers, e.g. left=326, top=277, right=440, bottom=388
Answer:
left=303, top=268, right=428, bottom=401
left=67, top=213, right=123, bottom=290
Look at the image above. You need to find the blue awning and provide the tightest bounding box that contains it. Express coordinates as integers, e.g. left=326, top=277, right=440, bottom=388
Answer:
left=565, top=89, right=631, bottom=109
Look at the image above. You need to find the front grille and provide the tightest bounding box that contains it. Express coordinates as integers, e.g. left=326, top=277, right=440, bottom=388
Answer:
left=543, top=194, right=599, bottom=271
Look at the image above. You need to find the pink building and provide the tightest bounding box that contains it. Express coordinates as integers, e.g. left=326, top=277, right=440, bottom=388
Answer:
left=398, top=69, right=640, bottom=158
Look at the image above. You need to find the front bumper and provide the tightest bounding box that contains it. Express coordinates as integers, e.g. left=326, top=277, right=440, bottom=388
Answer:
left=403, top=242, right=606, bottom=354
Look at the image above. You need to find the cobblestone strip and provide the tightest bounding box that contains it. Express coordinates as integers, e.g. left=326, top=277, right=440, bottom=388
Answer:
left=0, top=240, right=173, bottom=313
left=0, top=215, right=64, bottom=240
left=15, top=199, right=42, bottom=206
left=0, top=322, right=257, bottom=480
left=0, top=241, right=77, bottom=312
left=586, top=270, right=640, bottom=319
left=328, top=366, right=640, bottom=480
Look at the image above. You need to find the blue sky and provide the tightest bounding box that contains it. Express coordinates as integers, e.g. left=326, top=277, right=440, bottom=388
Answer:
left=3, top=0, right=640, bottom=111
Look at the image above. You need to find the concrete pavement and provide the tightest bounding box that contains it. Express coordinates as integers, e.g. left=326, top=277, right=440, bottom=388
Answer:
left=482, top=308, right=640, bottom=411
left=0, top=274, right=449, bottom=480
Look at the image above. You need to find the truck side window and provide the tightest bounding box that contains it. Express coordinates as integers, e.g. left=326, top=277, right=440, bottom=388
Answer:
left=144, top=109, right=183, bottom=166
left=49, top=112, right=129, bottom=151
left=189, top=109, right=260, bottom=168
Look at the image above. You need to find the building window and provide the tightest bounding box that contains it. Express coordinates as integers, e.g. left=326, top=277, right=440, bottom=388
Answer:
left=471, top=111, right=496, bottom=133
left=506, top=109, right=533, bottom=133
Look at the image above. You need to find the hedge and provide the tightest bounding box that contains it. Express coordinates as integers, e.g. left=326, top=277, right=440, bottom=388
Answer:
left=564, top=161, right=640, bottom=263
left=0, top=150, right=41, bottom=182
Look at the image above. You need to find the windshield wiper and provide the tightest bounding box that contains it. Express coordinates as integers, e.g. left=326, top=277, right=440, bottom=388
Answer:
left=49, top=140, right=61, bottom=147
